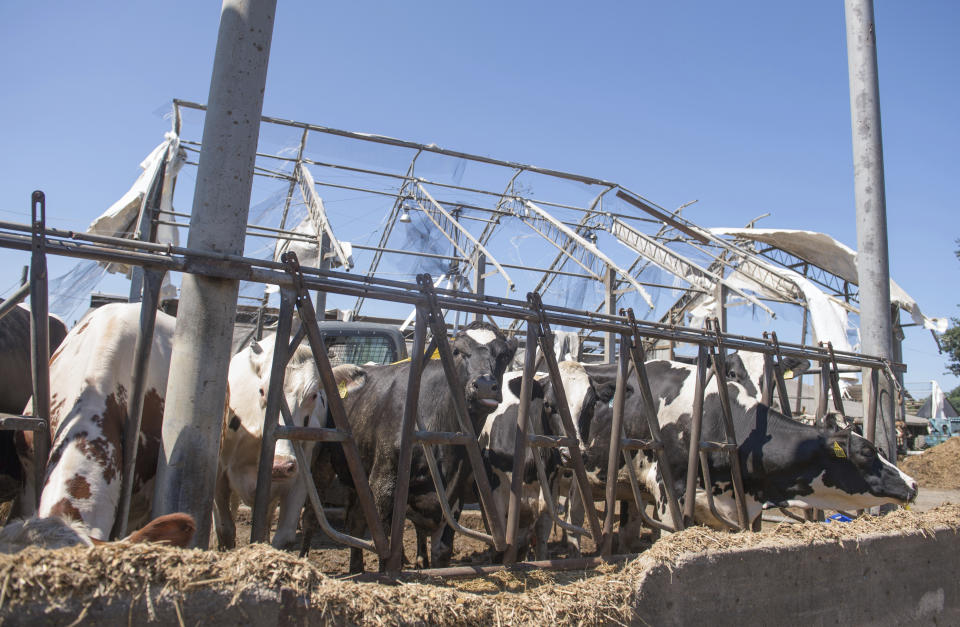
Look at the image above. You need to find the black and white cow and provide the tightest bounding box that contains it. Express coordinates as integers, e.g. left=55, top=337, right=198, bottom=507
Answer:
left=578, top=361, right=917, bottom=543
left=317, top=321, right=516, bottom=573
left=0, top=301, right=67, bottom=506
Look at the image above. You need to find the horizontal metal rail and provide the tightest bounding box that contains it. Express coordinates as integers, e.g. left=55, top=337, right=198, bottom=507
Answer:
left=0, top=220, right=904, bottom=373
left=0, top=414, right=47, bottom=431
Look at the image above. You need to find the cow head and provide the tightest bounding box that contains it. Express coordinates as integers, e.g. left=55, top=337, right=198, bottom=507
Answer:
left=817, top=424, right=918, bottom=507
left=243, top=337, right=328, bottom=483
left=724, top=351, right=810, bottom=400
left=451, top=322, right=517, bottom=420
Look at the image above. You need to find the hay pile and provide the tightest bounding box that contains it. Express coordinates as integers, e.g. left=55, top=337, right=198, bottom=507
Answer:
left=901, top=437, right=960, bottom=489
left=2, top=505, right=959, bottom=625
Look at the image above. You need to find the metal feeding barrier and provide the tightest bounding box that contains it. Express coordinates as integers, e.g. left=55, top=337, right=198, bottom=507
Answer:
left=0, top=194, right=902, bottom=575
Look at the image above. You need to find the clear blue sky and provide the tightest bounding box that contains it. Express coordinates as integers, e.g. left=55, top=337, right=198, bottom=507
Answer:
left=1, top=2, right=957, bottom=398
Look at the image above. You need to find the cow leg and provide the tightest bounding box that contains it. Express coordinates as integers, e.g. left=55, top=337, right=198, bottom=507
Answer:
left=415, top=527, right=430, bottom=569
left=566, top=482, right=584, bottom=556
left=213, top=472, right=235, bottom=550
left=271, top=478, right=307, bottom=549
left=299, top=505, right=316, bottom=558
left=532, top=509, right=552, bottom=561
left=430, top=503, right=459, bottom=568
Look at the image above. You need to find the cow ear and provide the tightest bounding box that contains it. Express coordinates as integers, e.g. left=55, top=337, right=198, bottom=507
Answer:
left=593, top=380, right=617, bottom=404
left=818, top=412, right=843, bottom=433
left=507, top=375, right=523, bottom=398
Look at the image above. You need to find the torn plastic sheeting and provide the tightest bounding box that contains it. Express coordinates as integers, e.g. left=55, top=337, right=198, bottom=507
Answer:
left=711, top=227, right=946, bottom=333
left=87, top=133, right=184, bottom=276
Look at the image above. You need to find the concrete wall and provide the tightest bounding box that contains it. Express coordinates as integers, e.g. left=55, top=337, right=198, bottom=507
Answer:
left=4, top=528, right=958, bottom=625
left=633, top=527, right=960, bottom=626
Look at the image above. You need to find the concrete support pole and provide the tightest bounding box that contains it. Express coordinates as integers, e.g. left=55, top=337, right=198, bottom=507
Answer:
left=845, top=0, right=896, bottom=458
left=153, top=0, right=276, bottom=547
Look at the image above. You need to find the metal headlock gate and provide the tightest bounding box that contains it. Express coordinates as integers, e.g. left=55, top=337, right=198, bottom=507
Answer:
left=0, top=195, right=905, bottom=574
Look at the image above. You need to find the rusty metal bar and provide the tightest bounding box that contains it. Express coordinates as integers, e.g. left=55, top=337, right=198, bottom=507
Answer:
left=865, top=366, right=880, bottom=443
left=0, top=281, right=30, bottom=321
left=283, top=253, right=389, bottom=560
left=277, top=396, right=376, bottom=553
left=601, top=334, right=630, bottom=554
left=274, top=425, right=349, bottom=442
left=683, top=346, right=710, bottom=524
left=414, top=431, right=473, bottom=446
left=115, top=267, right=165, bottom=539
left=706, top=318, right=750, bottom=530
left=622, top=309, right=684, bottom=532
left=416, top=417, right=496, bottom=548
left=527, top=434, right=578, bottom=448
left=528, top=292, right=604, bottom=546
left=0, top=415, right=47, bottom=431
left=504, top=319, right=539, bottom=564
left=387, top=305, right=428, bottom=573
left=826, top=342, right=846, bottom=415
left=769, top=332, right=793, bottom=417
left=0, top=220, right=904, bottom=373
left=29, top=191, right=50, bottom=510
left=531, top=440, right=589, bottom=540
left=697, top=451, right=741, bottom=531
left=417, top=275, right=506, bottom=551
left=250, top=287, right=296, bottom=543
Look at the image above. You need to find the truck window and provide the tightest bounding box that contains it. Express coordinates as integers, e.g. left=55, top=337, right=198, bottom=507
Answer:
left=323, top=334, right=399, bottom=366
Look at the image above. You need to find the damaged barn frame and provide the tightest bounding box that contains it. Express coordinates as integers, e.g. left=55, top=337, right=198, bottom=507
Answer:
left=0, top=199, right=904, bottom=576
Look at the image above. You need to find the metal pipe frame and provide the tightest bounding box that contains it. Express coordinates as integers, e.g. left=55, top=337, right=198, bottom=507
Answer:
left=601, top=334, right=630, bottom=554
left=113, top=267, right=165, bottom=539
left=704, top=318, right=750, bottom=530
left=386, top=304, right=428, bottom=573
left=29, top=191, right=51, bottom=510
left=526, top=293, right=604, bottom=545
left=412, top=275, right=507, bottom=549
left=0, top=219, right=904, bottom=374
left=283, top=254, right=390, bottom=559
left=621, top=310, right=684, bottom=532
left=503, top=318, right=539, bottom=564
left=683, top=346, right=710, bottom=524
left=3, top=208, right=911, bottom=573
left=250, top=287, right=297, bottom=543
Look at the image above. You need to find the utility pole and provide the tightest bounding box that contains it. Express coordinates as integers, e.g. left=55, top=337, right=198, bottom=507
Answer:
left=153, top=0, right=277, bottom=547
left=845, top=0, right=896, bottom=458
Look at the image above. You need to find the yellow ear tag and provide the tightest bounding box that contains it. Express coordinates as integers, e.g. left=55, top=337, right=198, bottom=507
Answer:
left=832, top=441, right=847, bottom=458
left=783, top=369, right=794, bottom=380
left=338, top=382, right=348, bottom=399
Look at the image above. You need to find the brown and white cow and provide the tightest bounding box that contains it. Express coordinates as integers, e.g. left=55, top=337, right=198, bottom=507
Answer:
left=214, top=331, right=330, bottom=549
left=16, top=303, right=177, bottom=539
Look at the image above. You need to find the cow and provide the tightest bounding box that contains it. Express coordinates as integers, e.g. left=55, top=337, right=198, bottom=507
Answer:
left=316, top=320, right=516, bottom=573
left=577, top=362, right=918, bottom=547
left=214, top=331, right=331, bottom=550
left=0, top=300, right=67, bottom=507
left=0, top=512, right=196, bottom=553
left=410, top=360, right=619, bottom=566
left=13, top=303, right=179, bottom=539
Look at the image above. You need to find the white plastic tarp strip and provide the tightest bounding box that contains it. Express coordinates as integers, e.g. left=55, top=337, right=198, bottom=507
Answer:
left=711, top=227, right=946, bottom=333
left=297, top=163, right=353, bottom=270
left=88, top=133, right=184, bottom=277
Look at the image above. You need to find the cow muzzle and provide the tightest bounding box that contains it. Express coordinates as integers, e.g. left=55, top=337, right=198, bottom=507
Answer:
left=470, top=374, right=502, bottom=408
left=271, top=457, right=298, bottom=480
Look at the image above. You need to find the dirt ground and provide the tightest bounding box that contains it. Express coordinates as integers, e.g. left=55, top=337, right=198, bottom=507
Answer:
left=227, top=505, right=646, bottom=576
left=900, top=437, right=960, bottom=489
